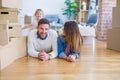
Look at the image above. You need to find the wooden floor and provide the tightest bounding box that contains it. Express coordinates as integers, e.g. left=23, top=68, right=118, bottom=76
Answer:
left=1, top=37, right=120, bottom=80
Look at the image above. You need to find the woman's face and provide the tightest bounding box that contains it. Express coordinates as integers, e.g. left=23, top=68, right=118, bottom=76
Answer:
left=35, top=11, right=43, bottom=21
left=62, top=28, right=65, bottom=35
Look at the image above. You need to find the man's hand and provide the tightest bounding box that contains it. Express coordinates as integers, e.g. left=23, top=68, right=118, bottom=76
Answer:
left=38, top=51, right=50, bottom=61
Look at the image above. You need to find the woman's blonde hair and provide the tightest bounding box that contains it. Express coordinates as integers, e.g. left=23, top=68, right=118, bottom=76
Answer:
left=63, top=21, right=83, bottom=52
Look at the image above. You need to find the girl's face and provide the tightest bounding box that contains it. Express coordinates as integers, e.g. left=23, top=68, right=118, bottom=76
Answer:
left=35, top=11, right=43, bottom=21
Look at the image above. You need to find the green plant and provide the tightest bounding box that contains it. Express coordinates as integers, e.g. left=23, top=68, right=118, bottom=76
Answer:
left=62, top=0, right=79, bottom=20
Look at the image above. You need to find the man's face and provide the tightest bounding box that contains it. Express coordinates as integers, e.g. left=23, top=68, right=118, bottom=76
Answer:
left=37, top=24, right=50, bottom=38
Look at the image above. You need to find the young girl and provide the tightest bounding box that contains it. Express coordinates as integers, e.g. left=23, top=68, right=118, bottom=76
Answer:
left=23, top=9, right=44, bottom=29
left=32, top=9, right=44, bottom=29
left=57, top=21, right=83, bottom=62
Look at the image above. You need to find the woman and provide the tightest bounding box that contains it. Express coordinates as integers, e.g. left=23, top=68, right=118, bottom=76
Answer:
left=57, top=21, right=83, bottom=62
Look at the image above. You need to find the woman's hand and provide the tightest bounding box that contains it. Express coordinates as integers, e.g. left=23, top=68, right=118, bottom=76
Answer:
left=67, top=55, right=75, bottom=62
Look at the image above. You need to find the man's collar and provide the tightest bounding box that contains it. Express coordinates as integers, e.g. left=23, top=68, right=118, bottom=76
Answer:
left=37, top=31, right=47, bottom=40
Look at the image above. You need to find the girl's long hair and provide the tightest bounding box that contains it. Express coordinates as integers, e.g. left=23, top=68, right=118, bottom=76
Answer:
left=63, top=21, right=83, bottom=52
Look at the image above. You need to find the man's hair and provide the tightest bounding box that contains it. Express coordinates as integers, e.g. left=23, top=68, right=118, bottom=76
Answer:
left=38, top=18, right=50, bottom=26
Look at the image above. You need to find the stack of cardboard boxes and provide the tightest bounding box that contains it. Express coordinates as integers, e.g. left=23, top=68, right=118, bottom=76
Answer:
left=107, top=7, right=120, bottom=51
left=0, top=0, right=22, bottom=23
left=0, top=0, right=27, bottom=70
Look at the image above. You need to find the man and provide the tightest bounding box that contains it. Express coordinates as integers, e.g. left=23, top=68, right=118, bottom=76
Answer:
left=28, top=18, right=58, bottom=61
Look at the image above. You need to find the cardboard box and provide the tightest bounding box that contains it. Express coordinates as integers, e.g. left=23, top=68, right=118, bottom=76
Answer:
left=0, top=0, right=22, bottom=9
left=117, top=0, right=120, bottom=7
left=0, top=20, right=9, bottom=46
left=112, top=7, right=120, bottom=28
left=0, top=21, right=22, bottom=46
left=0, top=8, right=19, bottom=23
left=24, top=15, right=32, bottom=24
left=0, top=37, right=27, bottom=70
left=107, top=28, right=120, bottom=51
left=9, top=23, right=22, bottom=38
left=0, top=21, right=26, bottom=71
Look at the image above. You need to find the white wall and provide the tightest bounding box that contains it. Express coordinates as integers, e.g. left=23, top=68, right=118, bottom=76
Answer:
left=22, top=0, right=66, bottom=21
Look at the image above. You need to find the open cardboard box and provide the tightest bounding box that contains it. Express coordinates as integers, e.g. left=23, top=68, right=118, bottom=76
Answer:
left=0, top=21, right=27, bottom=70
left=107, top=28, right=120, bottom=51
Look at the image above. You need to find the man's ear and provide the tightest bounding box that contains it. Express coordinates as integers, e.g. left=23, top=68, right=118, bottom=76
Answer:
left=37, top=26, right=39, bottom=30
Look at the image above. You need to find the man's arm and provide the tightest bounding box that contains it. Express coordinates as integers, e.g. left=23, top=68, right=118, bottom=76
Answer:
left=28, top=31, right=39, bottom=57
left=48, top=31, right=58, bottom=59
